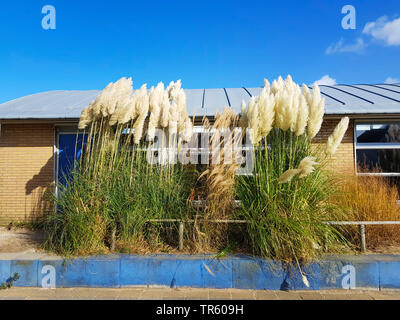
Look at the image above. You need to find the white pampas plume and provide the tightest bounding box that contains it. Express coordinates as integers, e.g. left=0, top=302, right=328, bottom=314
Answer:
left=108, top=77, right=133, bottom=116
left=278, top=169, right=301, bottom=184
left=284, top=75, right=300, bottom=133
left=109, top=91, right=133, bottom=126
left=160, top=91, right=170, bottom=128
left=99, top=82, right=114, bottom=117
left=109, top=105, right=123, bottom=126
left=91, top=99, right=102, bottom=120
left=263, top=78, right=270, bottom=89
left=258, top=87, right=275, bottom=138
left=274, top=89, right=291, bottom=131
left=176, top=88, right=188, bottom=131
left=279, top=156, right=318, bottom=183
left=133, top=85, right=149, bottom=144
left=148, top=82, right=164, bottom=140
left=115, top=94, right=136, bottom=125
left=91, top=82, right=112, bottom=119
left=78, top=106, right=91, bottom=130
left=114, top=104, right=130, bottom=125
left=89, top=78, right=134, bottom=122
left=169, top=98, right=179, bottom=120
left=297, top=156, right=318, bottom=178
left=306, top=84, right=325, bottom=139
left=295, top=95, right=309, bottom=136
left=181, top=117, right=193, bottom=143
left=167, top=79, right=182, bottom=101
left=302, top=84, right=311, bottom=102
left=302, top=274, right=310, bottom=288
left=271, top=76, right=284, bottom=94
left=325, top=117, right=349, bottom=156
left=239, top=100, right=248, bottom=129
left=247, top=97, right=260, bottom=144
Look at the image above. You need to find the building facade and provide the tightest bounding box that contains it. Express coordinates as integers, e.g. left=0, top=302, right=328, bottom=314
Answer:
left=0, top=84, right=399, bottom=224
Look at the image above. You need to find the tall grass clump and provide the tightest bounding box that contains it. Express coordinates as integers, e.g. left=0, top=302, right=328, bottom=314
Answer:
left=334, top=170, right=400, bottom=249
left=236, top=76, right=351, bottom=268
left=43, top=78, right=196, bottom=255
left=194, top=108, right=242, bottom=251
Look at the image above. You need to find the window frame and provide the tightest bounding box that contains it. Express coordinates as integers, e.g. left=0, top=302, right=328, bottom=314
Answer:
left=354, top=119, right=400, bottom=177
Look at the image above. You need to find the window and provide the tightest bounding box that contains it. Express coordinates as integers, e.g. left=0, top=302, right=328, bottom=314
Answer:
left=355, top=122, right=400, bottom=175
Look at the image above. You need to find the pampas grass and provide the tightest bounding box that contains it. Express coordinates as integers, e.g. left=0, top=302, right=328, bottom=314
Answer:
left=278, top=157, right=318, bottom=183
left=278, top=169, right=302, bottom=183
left=58, top=75, right=352, bottom=260
left=303, top=84, right=325, bottom=139
left=78, top=106, right=91, bottom=130
left=237, top=75, right=350, bottom=264
left=196, top=107, right=241, bottom=251
left=46, top=77, right=197, bottom=255
left=298, top=156, right=319, bottom=178
left=325, top=117, right=349, bottom=156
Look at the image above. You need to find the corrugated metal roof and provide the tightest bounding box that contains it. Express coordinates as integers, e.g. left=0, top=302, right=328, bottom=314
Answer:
left=1, top=84, right=400, bottom=120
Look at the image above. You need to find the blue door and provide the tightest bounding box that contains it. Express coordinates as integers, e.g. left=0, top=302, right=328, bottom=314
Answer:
left=58, top=133, right=87, bottom=187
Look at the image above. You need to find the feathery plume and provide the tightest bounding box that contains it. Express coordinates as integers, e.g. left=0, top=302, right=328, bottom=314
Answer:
left=148, top=82, right=164, bottom=140
left=118, top=95, right=138, bottom=124
left=302, top=274, right=310, bottom=288
left=295, top=95, right=309, bottom=136
left=271, top=76, right=284, bottom=94
left=306, top=84, right=325, bottom=139
left=258, top=86, right=275, bottom=138
left=274, top=89, right=292, bottom=131
left=263, top=78, right=270, bottom=89
left=160, top=90, right=170, bottom=128
left=247, top=97, right=260, bottom=144
left=133, top=84, right=149, bottom=144
left=109, top=77, right=133, bottom=116
left=278, top=169, right=301, bottom=184
left=297, top=156, right=318, bottom=178
left=239, top=100, right=248, bottom=129
left=325, top=117, right=349, bottom=156
left=78, top=106, right=91, bottom=130
left=181, top=117, right=194, bottom=143
left=279, top=156, right=318, bottom=183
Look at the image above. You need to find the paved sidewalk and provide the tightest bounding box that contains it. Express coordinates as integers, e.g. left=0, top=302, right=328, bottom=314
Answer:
left=0, top=288, right=400, bottom=300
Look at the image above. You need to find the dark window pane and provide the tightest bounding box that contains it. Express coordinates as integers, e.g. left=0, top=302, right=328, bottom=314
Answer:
left=356, top=123, right=400, bottom=143
left=357, top=149, right=400, bottom=173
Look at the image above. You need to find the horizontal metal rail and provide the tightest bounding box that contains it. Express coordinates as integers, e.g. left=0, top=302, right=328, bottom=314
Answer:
left=148, top=219, right=248, bottom=224
left=325, top=221, right=400, bottom=225
left=146, top=219, right=400, bottom=252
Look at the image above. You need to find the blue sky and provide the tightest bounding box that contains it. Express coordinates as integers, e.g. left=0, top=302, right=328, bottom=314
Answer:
left=0, top=0, right=399, bottom=103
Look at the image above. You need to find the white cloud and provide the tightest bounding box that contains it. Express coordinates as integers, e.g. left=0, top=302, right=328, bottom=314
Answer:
left=313, top=75, right=337, bottom=86
left=325, top=38, right=365, bottom=55
left=385, top=77, right=400, bottom=84
left=363, top=16, right=400, bottom=46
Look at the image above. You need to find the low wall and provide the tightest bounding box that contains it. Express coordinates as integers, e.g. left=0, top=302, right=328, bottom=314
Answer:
left=0, top=254, right=399, bottom=290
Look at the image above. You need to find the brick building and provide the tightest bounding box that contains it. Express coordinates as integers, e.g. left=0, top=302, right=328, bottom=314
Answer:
left=0, top=84, right=400, bottom=224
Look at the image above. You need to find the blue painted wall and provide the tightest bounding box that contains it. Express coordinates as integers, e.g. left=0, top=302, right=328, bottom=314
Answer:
left=1, top=254, right=399, bottom=290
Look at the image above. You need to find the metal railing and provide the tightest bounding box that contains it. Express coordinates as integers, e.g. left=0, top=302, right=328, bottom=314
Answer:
left=147, top=218, right=400, bottom=252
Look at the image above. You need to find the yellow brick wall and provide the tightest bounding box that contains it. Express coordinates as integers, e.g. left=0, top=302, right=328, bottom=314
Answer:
left=313, top=118, right=355, bottom=175
left=0, top=124, right=54, bottom=224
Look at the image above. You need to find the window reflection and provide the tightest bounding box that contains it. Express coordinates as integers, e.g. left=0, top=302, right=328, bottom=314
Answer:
left=356, top=123, right=400, bottom=143
left=357, top=149, right=400, bottom=173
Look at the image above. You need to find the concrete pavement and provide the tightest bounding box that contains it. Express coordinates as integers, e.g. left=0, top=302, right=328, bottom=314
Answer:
left=0, top=288, right=400, bottom=300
